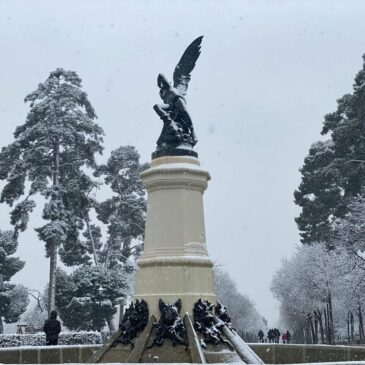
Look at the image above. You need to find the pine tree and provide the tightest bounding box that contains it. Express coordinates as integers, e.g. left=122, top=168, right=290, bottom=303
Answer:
left=0, top=230, right=29, bottom=333
left=95, top=145, right=147, bottom=268
left=56, top=266, right=127, bottom=331
left=0, top=69, right=104, bottom=314
left=295, top=54, right=365, bottom=244
left=294, top=140, right=344, bottom=244
left=55, top=146, right=146, bottom=331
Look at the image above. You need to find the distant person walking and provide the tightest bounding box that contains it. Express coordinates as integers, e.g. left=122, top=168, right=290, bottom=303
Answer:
left=282, top=332, right=287, bottom=344
left=267, top=329, right=272, bottom=343
left=257, top=329, right=264, bottom=343
left=286, top=330, right=291, bottom=344
left=43, top=310, right=61, bottom=346
left=274, top=328, right=280, bottom=343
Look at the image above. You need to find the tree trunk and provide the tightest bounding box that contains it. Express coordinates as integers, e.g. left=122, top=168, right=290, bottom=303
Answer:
left=305, top=319, right=311, bottom=344
left=328, top=294, right=335, bottom=344
left=48, top=241, right=58, bottom=315
left=347, top=311, right=350, bottom=344
left=350, top=311, right=355, bottom=343
left=104, top=238, right=112, bottom=269
left=314, top=312, right=319, bottom=343
left=358, top=306, right=365, bottom=343
left=327, top=294, right=336, bottom=345
left=86, top=219, right=99, bottom=266
left=315, top=309, right=325, bottom=344
left=0, top=316, right=3, bottom=334
left=48, top=140, right=60, bottom=316
left=324, top=306, right=330, bottom=344
left=307, top=314, right=317, bottom=344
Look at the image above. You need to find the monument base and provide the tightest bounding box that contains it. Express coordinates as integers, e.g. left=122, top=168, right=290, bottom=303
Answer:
left=135, top=256, right=216, bottom=318
left=86, top=313, right=263, bottom=364
left=84, top=156, right=264, bottom=364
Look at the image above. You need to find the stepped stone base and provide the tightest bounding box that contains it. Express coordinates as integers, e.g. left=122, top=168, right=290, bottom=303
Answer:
left=85, top=314, right=263, bottom=363
left=83, top=157, right=264, bottom=364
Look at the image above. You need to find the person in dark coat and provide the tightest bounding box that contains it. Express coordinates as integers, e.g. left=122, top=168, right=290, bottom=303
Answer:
left=43, top=310, right=61, bottom=345
left=286, top=330, right=291, bottom=344
left=274, top=328, right=280, bottom=343
left=267, top=329, right=273, bottom=343
left=257, top=329, right=264, bottom=343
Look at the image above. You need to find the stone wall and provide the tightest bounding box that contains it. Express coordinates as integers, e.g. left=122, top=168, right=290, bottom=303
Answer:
left=0, top=343, right=365, bottom=363
left=0, top=344, right=98, bottom=364
left=249, top=343, right=365, bottom=364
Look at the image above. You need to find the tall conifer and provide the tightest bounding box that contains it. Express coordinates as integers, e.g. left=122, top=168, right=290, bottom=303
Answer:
left=295, top=55, right=365, bottom=244
left=0, top=69, right=104, bottom=313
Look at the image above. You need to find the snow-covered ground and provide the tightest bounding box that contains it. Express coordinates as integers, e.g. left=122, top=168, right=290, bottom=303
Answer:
left=0, top=362, right=362, bottom=365
left=0, top=344, right=100, bottom=351
left=249, top=343, right=365, bottom=348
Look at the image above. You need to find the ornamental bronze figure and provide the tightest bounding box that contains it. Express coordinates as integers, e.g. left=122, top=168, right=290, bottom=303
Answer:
left=153, top=36, right=203, bottom=159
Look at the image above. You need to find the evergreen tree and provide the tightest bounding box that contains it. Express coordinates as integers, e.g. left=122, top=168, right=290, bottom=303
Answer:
left=295, top=54, right=365, bottom=244
left=56, top=267, right=126, bottom=331
left=95, top=145, right=147, bottom=268
left=55, top=146, right=146, bottom=331
left=332, top=194, right=365, bottom=267
left=0, top=69, right=104, bottom=314
left=0, top=230, right=29, bottom=333
left=294, top=140, right=344, bottom=244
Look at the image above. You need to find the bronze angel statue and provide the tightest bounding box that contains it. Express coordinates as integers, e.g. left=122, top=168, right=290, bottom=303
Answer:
left=153, top=36, right=203, bottom=158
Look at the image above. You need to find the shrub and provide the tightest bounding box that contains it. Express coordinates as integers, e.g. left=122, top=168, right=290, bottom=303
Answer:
left=0, top=332, right=102, bottom=347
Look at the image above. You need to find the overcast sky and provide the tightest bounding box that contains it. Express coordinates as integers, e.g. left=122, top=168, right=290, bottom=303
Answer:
left=1, top=0, right=365, bottom=327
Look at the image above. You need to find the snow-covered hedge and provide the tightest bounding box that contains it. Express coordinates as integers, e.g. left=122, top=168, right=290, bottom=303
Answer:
left=0, top=331, right=102, bottom=347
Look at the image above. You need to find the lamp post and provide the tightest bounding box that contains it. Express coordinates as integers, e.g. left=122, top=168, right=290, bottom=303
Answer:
left=97, top=286, right=104, bottom=332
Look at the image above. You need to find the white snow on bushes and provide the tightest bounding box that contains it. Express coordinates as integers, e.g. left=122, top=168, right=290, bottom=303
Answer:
left=0, top=331, right=102, bottom=347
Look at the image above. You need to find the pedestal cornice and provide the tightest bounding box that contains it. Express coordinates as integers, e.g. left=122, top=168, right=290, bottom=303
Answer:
left=141, top=160, right=211, bottom=192
left=137, top=255, right=214, bottom=268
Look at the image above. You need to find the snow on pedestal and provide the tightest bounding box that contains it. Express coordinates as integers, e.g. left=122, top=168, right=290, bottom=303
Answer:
left=134, top=156, right=216, bottom=318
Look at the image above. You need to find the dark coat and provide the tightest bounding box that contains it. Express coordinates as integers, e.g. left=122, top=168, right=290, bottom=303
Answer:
left=43, top=312, right=61, bottom=340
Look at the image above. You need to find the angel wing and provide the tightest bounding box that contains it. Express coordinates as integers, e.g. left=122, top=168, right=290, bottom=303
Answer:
left=173, top=36, right=203, bottom=96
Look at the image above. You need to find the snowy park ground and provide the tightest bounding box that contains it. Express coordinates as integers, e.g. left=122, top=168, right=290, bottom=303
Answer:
left=0, top=361, right=365, bottom=365
left=0, top=362, right=364, bottom=365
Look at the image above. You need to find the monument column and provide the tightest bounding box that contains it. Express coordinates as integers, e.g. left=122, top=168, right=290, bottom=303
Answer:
left=135, top=155, right=216, bottom=318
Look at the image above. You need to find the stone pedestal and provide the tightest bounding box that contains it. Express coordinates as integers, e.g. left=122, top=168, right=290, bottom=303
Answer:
left=134, top=156, right=216, bottom=317
left=86, top=155, right=263, bottom=364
